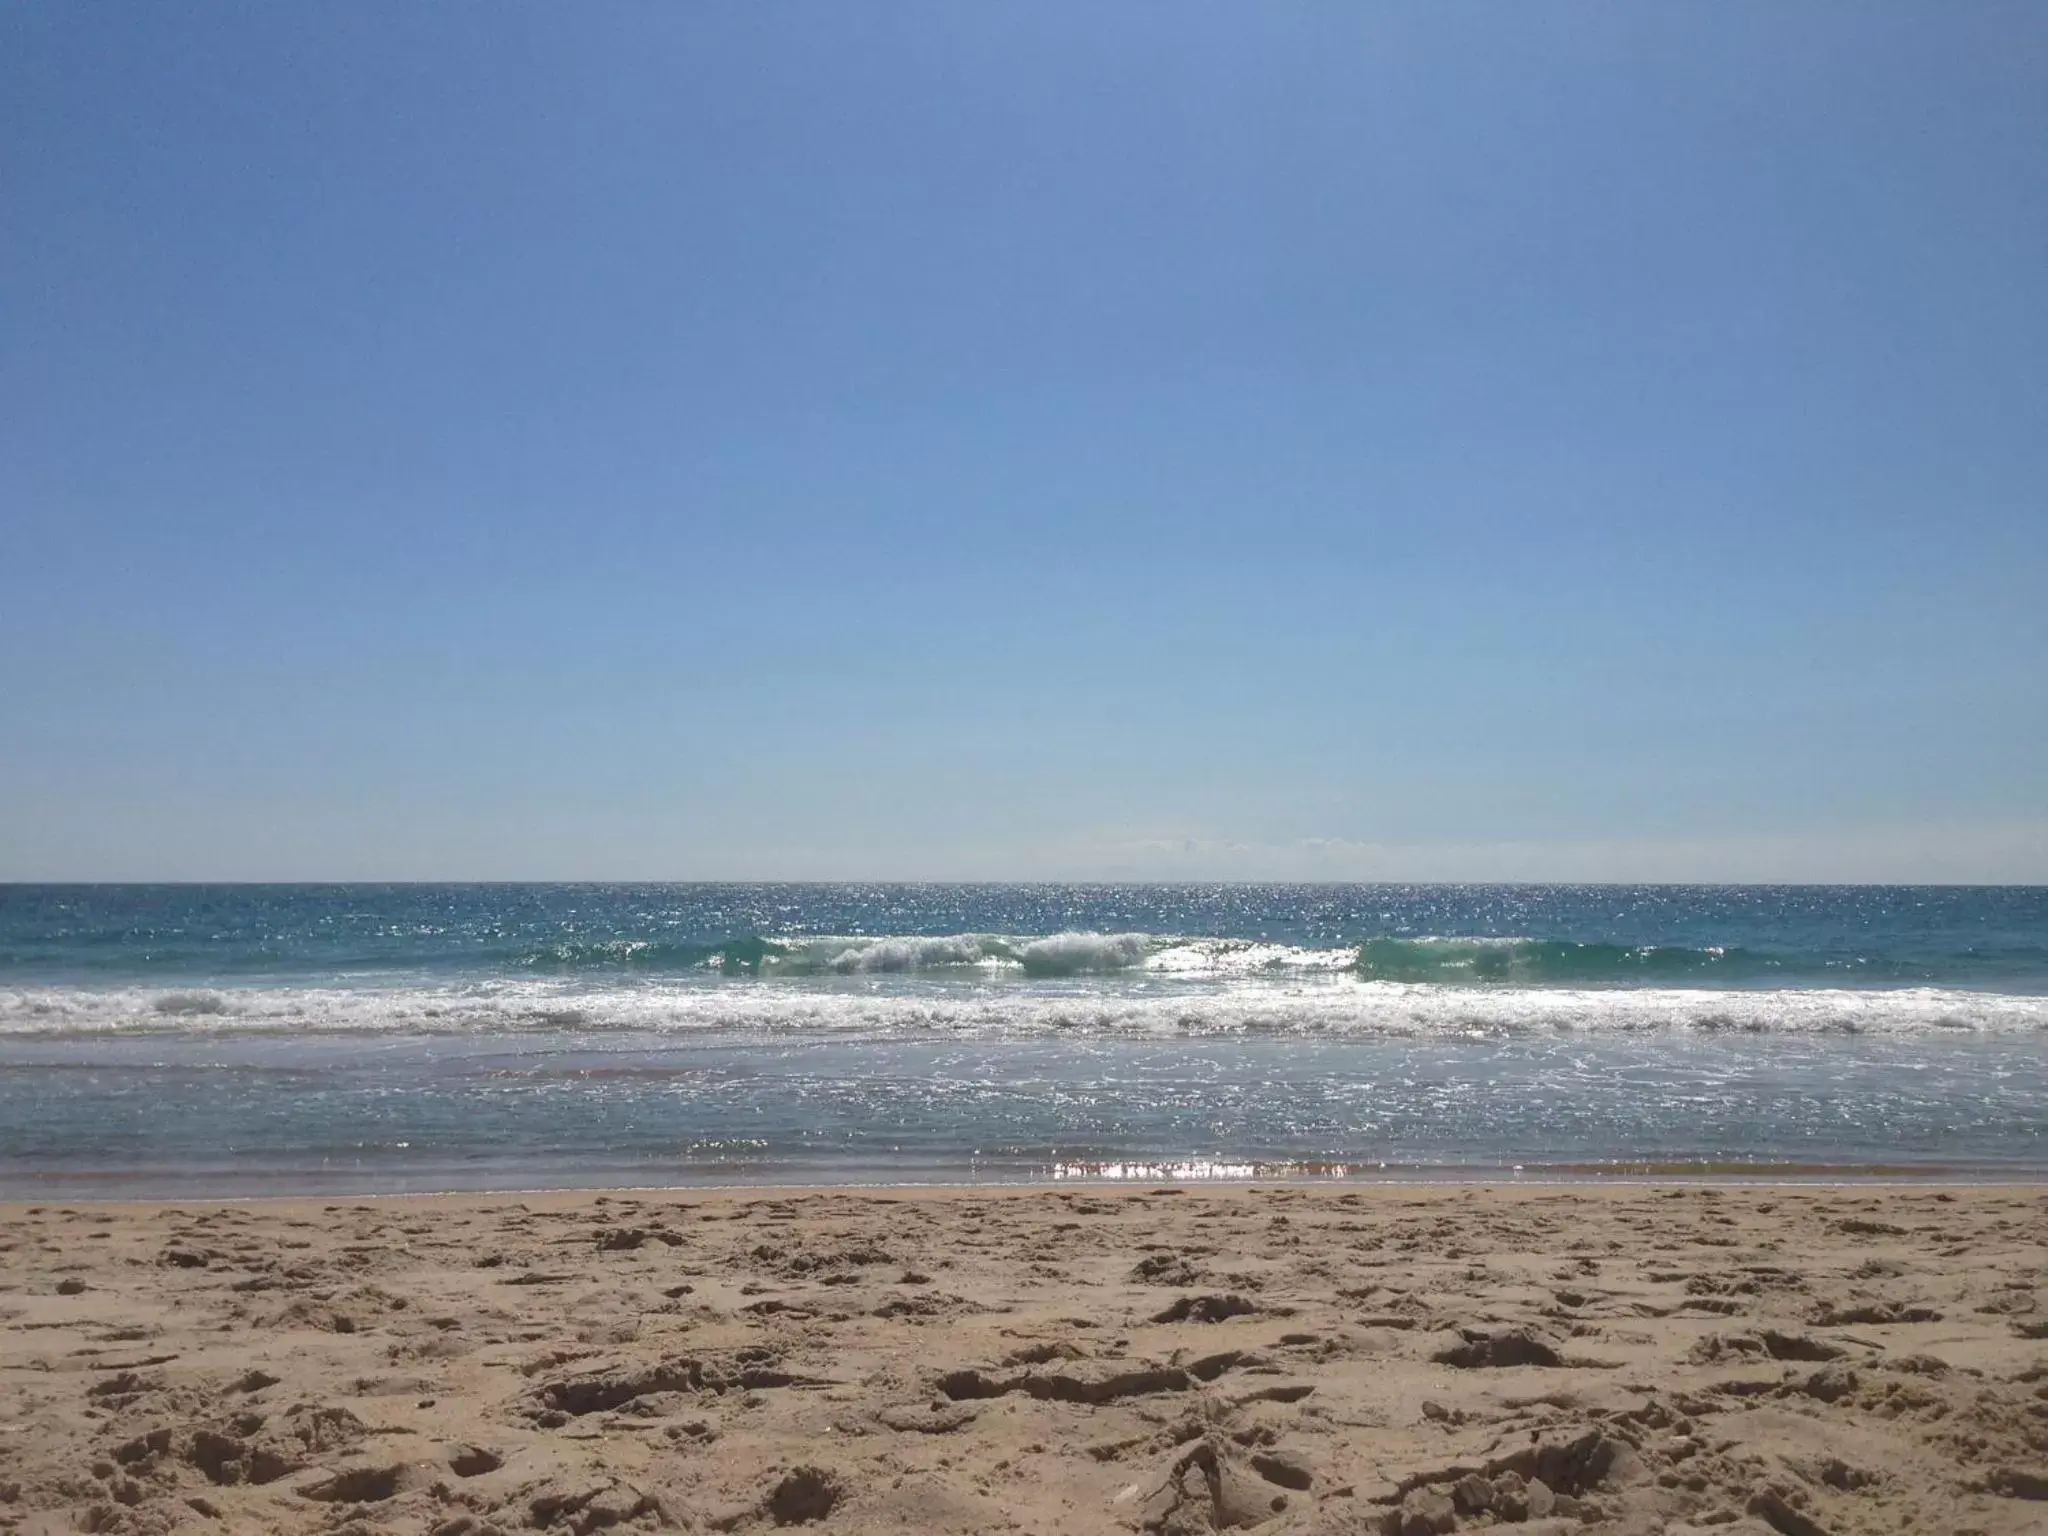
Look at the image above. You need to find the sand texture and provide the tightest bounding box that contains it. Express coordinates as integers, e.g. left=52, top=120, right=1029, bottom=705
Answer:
left=1, top=1184, right=2044, bottom=1535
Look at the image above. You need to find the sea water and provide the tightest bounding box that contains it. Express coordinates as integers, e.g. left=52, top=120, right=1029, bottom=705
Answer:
left=1, top=883, right=2042, bottom=1194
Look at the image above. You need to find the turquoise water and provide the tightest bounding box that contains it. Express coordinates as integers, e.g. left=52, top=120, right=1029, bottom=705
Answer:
left=1, top=884, right=2043, bottom=1193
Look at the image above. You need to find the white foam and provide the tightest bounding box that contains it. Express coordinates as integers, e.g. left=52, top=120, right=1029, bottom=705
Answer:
left=1145, top=939, right=1358, bottom=974
left=3, top=977, right=2045, bottom=1041
left=1055, top=1160, right=1266, bottom=1180
left=822, top=936, right=1004, bottom=973
left=798, top=932, right=1356, bottom=977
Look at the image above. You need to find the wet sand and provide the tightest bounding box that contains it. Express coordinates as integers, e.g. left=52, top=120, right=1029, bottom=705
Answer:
left=1, top=1184, right=2043, bottom=1534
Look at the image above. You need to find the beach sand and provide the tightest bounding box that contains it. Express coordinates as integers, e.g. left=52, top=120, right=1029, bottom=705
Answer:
left=1, top=1184, right=2043, bottom=1535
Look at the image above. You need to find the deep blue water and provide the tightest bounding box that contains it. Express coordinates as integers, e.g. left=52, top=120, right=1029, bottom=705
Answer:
left=1, top=884, right=2042, bottom=1193
left=6, top=882, right=2048, bottom=988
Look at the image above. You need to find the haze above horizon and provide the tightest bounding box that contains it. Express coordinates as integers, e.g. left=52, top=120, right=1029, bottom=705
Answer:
left=3, top=4, right=2044, bottom=883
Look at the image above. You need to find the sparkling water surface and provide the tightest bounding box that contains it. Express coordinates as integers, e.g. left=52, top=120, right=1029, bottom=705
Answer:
left=2, top=884, right=2043, bottom=1194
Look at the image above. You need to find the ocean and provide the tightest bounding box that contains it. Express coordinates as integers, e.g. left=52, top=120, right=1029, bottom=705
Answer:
left=1, top=883, right=2042, bottom=1195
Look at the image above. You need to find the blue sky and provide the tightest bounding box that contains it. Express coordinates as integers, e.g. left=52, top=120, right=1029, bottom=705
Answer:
left=3, top=3, right=2044, bottom=880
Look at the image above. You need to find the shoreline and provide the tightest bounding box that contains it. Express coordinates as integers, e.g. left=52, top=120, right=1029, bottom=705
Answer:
left=12, top=1173, right=2048, bottom=1216
left=2, top=1182, right=2042, bottom=1533
left=5, top=1159, right=2047, bottom=1205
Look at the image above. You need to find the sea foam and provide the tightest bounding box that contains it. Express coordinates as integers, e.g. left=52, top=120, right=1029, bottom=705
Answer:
left=5, top=977, right=2045, bottom=1041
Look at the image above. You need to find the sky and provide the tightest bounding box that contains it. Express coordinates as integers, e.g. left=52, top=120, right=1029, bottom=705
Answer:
left=2, top=3, right=2045, bottom=882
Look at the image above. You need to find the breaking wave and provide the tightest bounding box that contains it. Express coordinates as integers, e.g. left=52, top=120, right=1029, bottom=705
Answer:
left=1016, top=932, right=1150, bottom=975
left=812, top=932, right=1145, bottom=975
left=484, top=929, right=1998, bottom=990
left=503, top=931, right=1348, bottom=978
left=151, top=991, right=232, bottom=1015
left=5, top=977, right=2045, bottom=1041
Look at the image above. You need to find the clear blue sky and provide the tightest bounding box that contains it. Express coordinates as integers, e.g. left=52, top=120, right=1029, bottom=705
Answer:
left=3, top=3, right=2044, bottom=881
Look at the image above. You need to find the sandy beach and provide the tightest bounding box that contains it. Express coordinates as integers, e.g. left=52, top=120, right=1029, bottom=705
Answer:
left=1, top=1184, right=2042, bottom=1535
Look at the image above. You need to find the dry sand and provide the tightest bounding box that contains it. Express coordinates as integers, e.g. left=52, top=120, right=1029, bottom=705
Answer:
left=1, top=1184, right=2043, bottom=1535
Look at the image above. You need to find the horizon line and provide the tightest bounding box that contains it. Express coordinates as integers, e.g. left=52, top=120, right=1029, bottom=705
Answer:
left=3, top=877, right=2045, bottom=890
